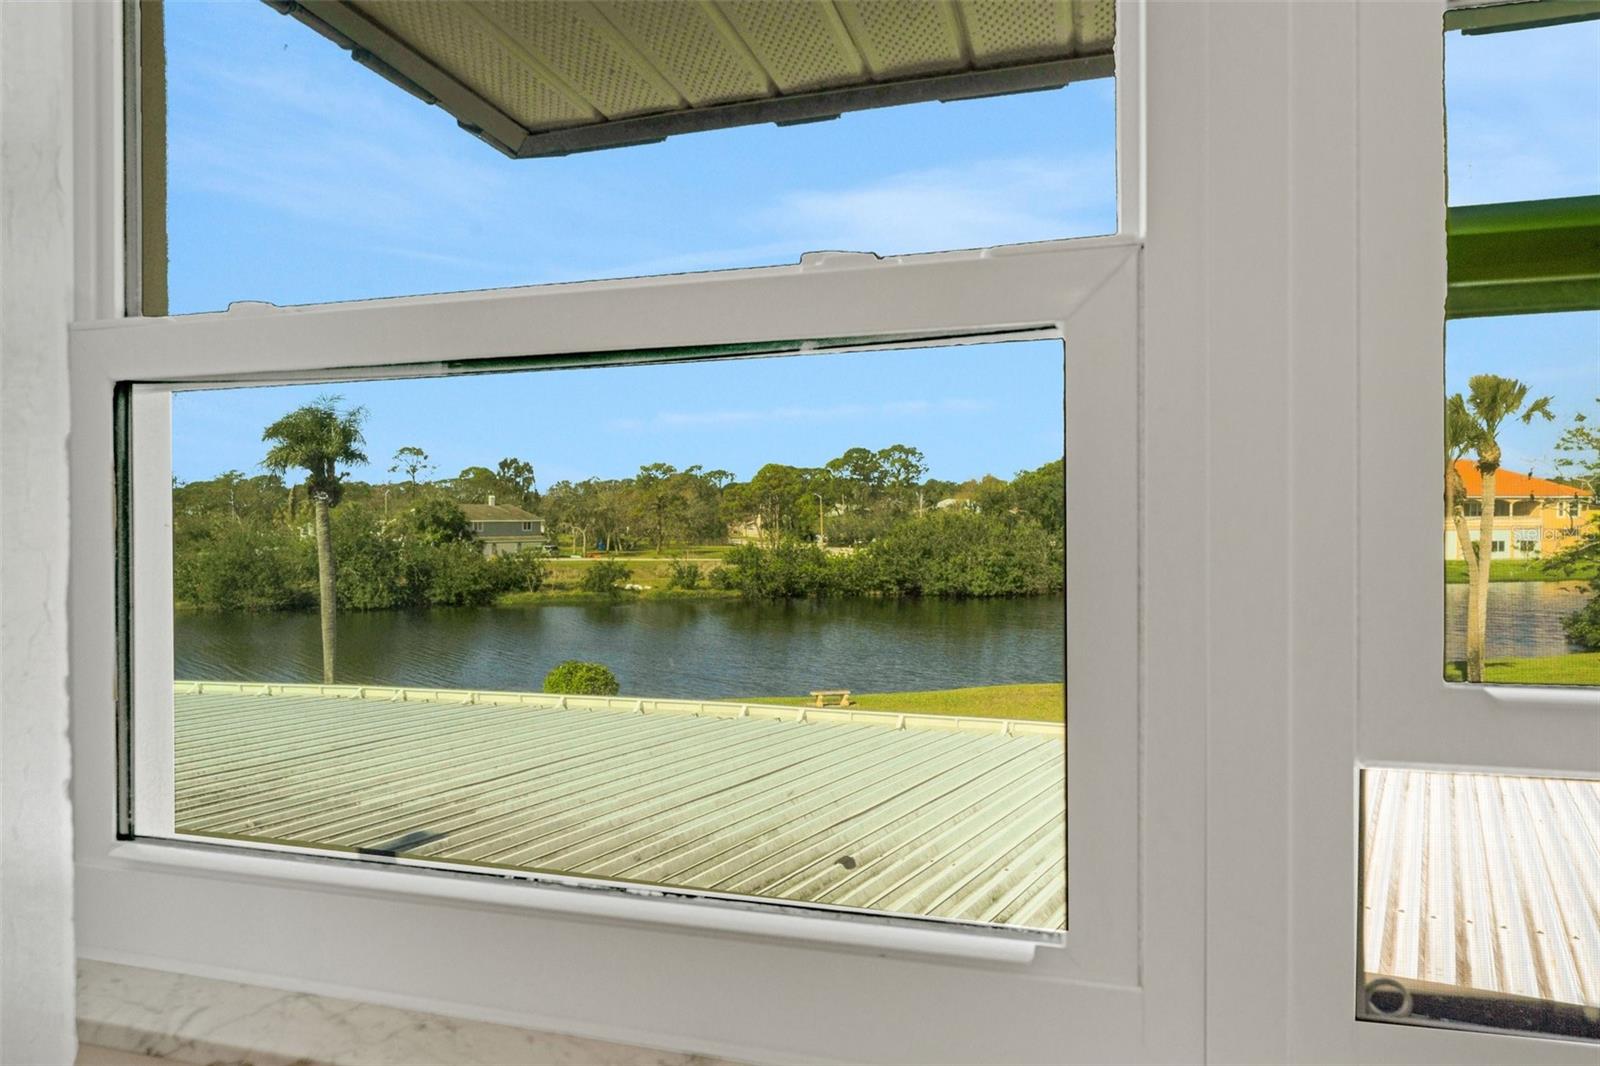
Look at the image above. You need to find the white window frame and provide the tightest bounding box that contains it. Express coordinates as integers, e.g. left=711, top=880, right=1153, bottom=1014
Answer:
left=1291, top=2, right=1596, bottom=1062
left=1355, top=8, right=1598, bottom=779
left=66, top=4, right=1219, bottom=1062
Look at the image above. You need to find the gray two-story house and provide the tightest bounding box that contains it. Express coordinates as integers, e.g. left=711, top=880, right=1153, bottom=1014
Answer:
left=460, top=496, right=547, bottom=558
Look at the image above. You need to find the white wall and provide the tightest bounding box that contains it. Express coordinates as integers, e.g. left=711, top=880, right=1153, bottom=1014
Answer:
left=0, top=2, right=78, bottom=1062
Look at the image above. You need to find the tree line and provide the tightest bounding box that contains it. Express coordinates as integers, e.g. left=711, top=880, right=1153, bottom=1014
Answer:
left=176, top=398, right=1067, bottom=682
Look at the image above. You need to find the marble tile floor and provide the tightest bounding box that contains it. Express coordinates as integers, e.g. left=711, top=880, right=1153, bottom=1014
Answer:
left=78, top=960, right=744, bottom=1066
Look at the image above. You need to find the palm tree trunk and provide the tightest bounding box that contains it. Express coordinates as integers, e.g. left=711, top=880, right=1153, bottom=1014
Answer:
left=1469, top=468, right=1498, bottom=682
left=312, top=493, right=337, bottom=684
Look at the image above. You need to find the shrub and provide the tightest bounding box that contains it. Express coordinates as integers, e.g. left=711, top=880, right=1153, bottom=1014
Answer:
left=1564, top=582, right=1600, bottom=649
left=666, top=559, right=702, bottom=589
left=419, top=541, right=502, bottom=606
left=580, top=559, right=632, bottom=596
left=718, top=540, right=832, bottom=598
left=543, top=660, right=620, bottom=696
left=172, top=516, right=312, bottom=610
left=492, top=549, right=548, bottom=593
left=400, top=497, right=472, bottom=545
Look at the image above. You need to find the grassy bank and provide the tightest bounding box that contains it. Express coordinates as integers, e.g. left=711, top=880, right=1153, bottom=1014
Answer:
left=1444, top=560, right=1596, bottom=584
left=497, top=555, right=734, bottom=605
left=744, top=683, right=1064, bottom=723
left=498, top=587, right=739, bottom=606
left=1444, top=652, right=1600, bottom=686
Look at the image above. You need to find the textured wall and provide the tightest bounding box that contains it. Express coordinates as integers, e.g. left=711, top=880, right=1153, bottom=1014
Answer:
left=0, top=1, right=78, bottom=1062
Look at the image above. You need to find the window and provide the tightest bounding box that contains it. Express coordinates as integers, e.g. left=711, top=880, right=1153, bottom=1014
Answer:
left=159, top=338, right=1068, bottom=931
left=1355, top=4, right=1600, bottom=1047
left=1440, top=5, right=1599, bottom=690
left=76, top=3, right=1287, bottom=1060
left=1360, top=767, right=1600, bottom=1040
left=137, top=0, right=1118, bottom=315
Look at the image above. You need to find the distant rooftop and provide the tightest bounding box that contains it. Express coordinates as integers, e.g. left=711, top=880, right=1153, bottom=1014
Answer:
left=1452, top=459, right=1589, bottom=499
left=173, top=681, right=1066, bottom=930
left=459, top=501, right=541, bottom=522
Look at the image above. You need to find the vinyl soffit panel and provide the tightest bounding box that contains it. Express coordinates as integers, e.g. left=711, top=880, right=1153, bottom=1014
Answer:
left=270, top=0, right=1115, bottom=157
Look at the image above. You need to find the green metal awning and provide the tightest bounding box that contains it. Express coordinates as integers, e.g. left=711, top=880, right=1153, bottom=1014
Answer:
left=1447, top=195, right=1600, bottom=319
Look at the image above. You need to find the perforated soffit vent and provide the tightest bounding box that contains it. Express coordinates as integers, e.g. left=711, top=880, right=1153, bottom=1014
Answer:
left=265, top=0, right=1115, bottom=158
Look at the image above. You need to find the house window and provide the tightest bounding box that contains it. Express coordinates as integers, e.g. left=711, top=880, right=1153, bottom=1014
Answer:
left=152, top=338, right=1070, bottom=931
left=108, top=260, right=1152, bottom=942
left=75, top=0, right=1205, bottom=1053
left=521, top=522, right=532, bottom=532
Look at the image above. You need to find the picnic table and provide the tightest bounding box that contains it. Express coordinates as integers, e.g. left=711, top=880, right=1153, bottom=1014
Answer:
left=809, top=689, right=853, bottom=708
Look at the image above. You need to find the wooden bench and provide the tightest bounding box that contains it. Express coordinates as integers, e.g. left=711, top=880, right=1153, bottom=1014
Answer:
left=809, top=689, right=853, bottom=708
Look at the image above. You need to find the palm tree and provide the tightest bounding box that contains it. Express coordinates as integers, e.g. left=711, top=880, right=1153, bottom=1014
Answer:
left=262, top=397, right=367, bottom=684
left=1445, top=376, right=1552, bottom=682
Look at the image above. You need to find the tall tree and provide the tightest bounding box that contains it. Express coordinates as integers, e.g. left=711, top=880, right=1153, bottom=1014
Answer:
left=262, top=397, right=368, bottom=684
left=1446, top=376, right=1553, bottom=682
left=495, top=457, right=538, bottom=507
left=389, top=445, right=434, bottom=484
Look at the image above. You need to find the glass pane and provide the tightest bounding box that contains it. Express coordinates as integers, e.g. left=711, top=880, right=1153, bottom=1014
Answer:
left=1446, top=16, right=1600, bottom=206
left=162, top=340, right=1067, bottom=932
left=156, top=1, right=1116, bottom=315
left=1360, top=767, right=1600, bottom=1040
left=1443, top=313, right=1600, bottom=687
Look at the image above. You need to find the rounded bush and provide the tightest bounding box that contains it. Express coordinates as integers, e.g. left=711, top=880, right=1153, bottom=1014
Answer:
left=542, top=660, right=620, bottom=696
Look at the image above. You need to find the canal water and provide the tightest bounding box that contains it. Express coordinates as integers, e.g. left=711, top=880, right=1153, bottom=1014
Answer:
left=1443, top=580, right=1590, bottom=661
left=175, top=595, right=1066, bottom=698
left=174, top=581, right=1590, bottom=694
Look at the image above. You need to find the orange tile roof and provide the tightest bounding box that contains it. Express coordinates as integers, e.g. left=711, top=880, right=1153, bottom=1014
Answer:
left=1452, top=459, right=1586, bottom=498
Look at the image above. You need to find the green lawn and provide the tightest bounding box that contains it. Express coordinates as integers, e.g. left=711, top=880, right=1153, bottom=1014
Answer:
left=743, top=683, right=1065, bottom=723
left=1444, top=652, right=1600, bottom=686
left=497, top=554, right=734, bottom=605
left=1444, top=559, right=1596, bottom=584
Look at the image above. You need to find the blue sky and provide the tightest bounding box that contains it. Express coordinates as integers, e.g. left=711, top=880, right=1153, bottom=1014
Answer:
left=167, top=4, right=1595, bottom=484
left=173, top=341, right=1065, bottom=486
left=165, top=0, right=1096, bottom=485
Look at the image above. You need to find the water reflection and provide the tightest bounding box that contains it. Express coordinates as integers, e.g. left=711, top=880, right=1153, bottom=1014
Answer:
left=1443, top=580, right=1589, bottom=660
left=176, top=596, right=1066, bottom=698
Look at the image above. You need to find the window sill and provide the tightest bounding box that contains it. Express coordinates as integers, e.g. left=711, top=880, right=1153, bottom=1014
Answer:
left=106, top=840, right=1048, bottom=965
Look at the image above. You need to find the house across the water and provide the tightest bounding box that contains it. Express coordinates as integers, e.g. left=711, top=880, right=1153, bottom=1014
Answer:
left=460, top=495, right=547, bottom=558
left=1444, top=460, right=1593, bottom=561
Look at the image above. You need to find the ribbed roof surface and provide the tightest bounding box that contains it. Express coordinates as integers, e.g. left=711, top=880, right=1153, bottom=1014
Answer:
left=275, top=1, right=1114, bottom=156
left=1363, top=768, right=1600, bottom=1009
left=174, top=682, right=1065, bottom=930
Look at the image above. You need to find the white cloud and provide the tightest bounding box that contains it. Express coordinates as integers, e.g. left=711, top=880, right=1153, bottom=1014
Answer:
left=762, top=156, right=1115, bottom=253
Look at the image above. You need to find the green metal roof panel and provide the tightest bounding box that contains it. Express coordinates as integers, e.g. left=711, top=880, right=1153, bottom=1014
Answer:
left=172, top=682, right=1066, bottom=930
left=1447, top=195, right=1600, bottom=319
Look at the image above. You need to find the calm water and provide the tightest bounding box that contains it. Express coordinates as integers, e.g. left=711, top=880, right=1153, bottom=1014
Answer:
left=175, top=596, right=1066, bottom=697
left=1444, top=580, right=1590, bottom=660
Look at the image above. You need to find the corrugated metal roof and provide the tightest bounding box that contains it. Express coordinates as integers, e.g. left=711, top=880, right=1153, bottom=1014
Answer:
left=267, top=1, right=1114, bottom=157
left=173, top=681, right=1065, bottom=930
left=1363, top=768, right=1600, bottom=1009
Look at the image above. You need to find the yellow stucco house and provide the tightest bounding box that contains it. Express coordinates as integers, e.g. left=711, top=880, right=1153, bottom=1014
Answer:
left=1444, top=460, right=1593, bottom=561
